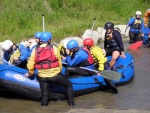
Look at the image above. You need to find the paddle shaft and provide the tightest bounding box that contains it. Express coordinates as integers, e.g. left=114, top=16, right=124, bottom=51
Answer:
left=80, top=67, right=98, bottom=73
left=42, top=14, right=45, bottom=32
left=90, top=18, right=96, bottom=37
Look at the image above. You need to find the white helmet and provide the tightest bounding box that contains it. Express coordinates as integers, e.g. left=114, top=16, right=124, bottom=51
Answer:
left=136, top=11, right=142, bottom=15
left=1, top=40, right=13, bottom=51
left=63, top=39, right=70, bottom=48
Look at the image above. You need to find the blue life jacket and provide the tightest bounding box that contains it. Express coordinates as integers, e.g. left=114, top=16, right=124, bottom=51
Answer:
left=128, top=17, right=144, bottom=33
left=66, top=48, right=95, bottom=69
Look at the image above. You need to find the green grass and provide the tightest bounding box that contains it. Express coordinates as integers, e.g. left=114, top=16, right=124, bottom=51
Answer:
left=0, top=0, right=149, bottom=43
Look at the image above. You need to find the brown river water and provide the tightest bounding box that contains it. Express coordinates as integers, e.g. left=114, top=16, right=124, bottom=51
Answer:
left=0, top=40, right=150, bottom=113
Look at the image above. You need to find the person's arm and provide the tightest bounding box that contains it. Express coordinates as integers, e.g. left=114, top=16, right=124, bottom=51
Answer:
left=114, top=31, right=126, bottom=58
left=19, top=44, right=29, bottom=61
left=104, top=33, right=107, bottom=49
left=141, top=19, right=145, bottom=32
left=67, top=50, right=88, bottom=66
left=26, top=49, right=36, bottom=76
left=53, top=46, right=62, bottom=70
left=127, top=17, right=134, bottom=27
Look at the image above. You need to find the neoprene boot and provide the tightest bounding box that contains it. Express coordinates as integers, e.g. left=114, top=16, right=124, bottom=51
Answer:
left=129, top=31, right=134, bottom=44
left=65, top=67, right=76, bottom=77
left=69, top=102, right=75, bottom=106
left=41, top=96, right=49, bottom=106
left=39, top=79, right=50, bottom=106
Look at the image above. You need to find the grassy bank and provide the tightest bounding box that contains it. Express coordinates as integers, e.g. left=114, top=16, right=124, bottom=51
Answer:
left=0, top=0, right=149, bottom=43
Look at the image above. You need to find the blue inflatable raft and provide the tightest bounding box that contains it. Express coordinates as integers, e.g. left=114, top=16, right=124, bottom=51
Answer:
left=0, top=53, right=134, bottom=100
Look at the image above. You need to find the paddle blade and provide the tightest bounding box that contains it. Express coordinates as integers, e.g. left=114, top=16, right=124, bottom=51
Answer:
left=129, top=41, right=143, bottom=50
left=101, top=70, right=121, bottom=81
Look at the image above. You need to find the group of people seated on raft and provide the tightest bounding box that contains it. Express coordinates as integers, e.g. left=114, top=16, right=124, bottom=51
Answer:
left=127, top=9, right=150, bottom=47
left=0, top=21, right=126, bottom=106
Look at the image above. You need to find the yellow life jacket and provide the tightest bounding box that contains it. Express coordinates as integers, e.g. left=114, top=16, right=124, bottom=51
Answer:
left=9, top=50, right=21, bottom=63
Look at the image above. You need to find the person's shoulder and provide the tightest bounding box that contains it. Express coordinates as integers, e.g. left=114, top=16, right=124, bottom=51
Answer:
left=53, top=44, right=59, bottom=52
left=113, top=29, right=121, bottom=34
left=129, top=17, right=136, bottom=22
left=92, top=45, right=100, bottom=49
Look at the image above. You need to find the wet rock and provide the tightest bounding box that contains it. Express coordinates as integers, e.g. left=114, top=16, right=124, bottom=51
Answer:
left=114, top=25, right=130, bottom=38
left=81, top=29, right=102, bottom=44
left=59, top=36, right=83, bottom=47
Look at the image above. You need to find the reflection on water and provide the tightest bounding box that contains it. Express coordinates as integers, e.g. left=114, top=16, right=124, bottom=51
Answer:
left=1, top=42, right=150, bottom=113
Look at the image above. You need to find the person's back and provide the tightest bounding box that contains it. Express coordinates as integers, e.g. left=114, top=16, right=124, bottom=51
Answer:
left=33, top=43, right=61, bottom=77
left=25, top=32, right=74, bottom=106
left=90, top=46, right=107, bottom=71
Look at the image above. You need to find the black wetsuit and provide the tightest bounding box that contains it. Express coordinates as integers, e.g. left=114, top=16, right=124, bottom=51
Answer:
left=104, top=30, right=124, bottom=56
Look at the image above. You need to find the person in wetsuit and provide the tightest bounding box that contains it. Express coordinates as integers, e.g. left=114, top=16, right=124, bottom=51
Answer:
left=25, top=32, right=74, bottom=106
left=104, top=22, right=126, bottom=69
left=64, top=39, right=95, bottom=77
left=127, top=11, right=144, bottom=44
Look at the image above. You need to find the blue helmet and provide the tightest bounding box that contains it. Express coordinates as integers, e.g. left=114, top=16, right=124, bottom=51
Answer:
left=40, top=32, right=53, bottom=42
left=67, top=40, right=79, bottom=49
left=34, top=32, right=42, bottom=39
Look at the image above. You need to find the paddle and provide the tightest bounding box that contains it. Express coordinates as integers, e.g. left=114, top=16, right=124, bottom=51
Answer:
left=90, top=18, right=96, bottom=37
left=62, top=62, right=121, bottom=81
left=80, top=67, right=121, bottom=81
left=129, top=40, right=143, bottom=50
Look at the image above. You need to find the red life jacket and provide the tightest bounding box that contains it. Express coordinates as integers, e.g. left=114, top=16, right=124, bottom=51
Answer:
left=78, top=47, right=94, bottom=66
left=35, top=44, right=59, bottom=69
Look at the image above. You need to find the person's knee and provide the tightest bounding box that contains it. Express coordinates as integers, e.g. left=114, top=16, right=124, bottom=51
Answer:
left=66, top=67, right=76, bottom=72
left=112, top=53, right=120, bottom=60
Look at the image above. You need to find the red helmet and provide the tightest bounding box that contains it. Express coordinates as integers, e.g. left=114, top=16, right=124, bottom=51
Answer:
left=83, top=38, right=94, bottom=46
